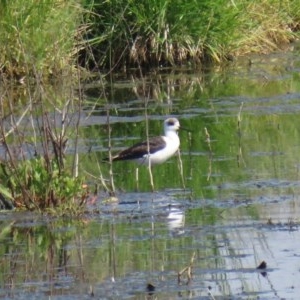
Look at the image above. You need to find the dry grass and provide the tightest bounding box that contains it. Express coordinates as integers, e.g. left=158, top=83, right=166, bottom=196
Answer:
left=235, top=1, right=299, bottom=55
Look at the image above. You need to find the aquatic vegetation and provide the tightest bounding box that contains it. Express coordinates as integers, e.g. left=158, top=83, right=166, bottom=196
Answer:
left=83, top=0, right=240, bottom=69
left=0, top=0, right=83, bottom=77
left=0, top=157, right=87, bottom=211
left=0, top=0, right=299, bottom=75
left=84, top=0, right=300, bottom=69
left=0, top=77, right=88, bottom=213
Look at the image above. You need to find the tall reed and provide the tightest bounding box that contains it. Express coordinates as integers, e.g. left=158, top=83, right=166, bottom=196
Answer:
left=83, top=0, right=239, bottom=69
left=0, top=0, right=83, bottom=77
left=82, top=0, right=300, bottom=69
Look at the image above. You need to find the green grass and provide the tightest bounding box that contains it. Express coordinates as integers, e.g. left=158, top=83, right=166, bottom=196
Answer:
left=83, top=0, right=300, bottom=69
left=0, top=0, right=83, bottom=77
left=83, top=0, right=239, bottom=69
left=0, top=157, right=86, bottom=211
left=0, top=0, right=299, bottom=75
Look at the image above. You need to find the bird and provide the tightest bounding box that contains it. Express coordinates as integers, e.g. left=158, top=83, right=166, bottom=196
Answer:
left=108, top=118, right=181, bottom=167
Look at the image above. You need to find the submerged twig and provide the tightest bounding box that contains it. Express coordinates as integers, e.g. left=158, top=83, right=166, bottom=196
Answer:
left=177, top=148, right=185, bottom=189
left=142, top=82, right=154, bottom=192
left=204, top=127, right=212, bottom=181
left=207, top=286, right=216, bottom=300
left=72, top=65, right=83, bottom=178
left=178, top=251, right=196, bottom=285
left=237, top=101, right=244, bottom=132
left=145, top=114, right=154, bottom=192
left=135, top=167, right=139, bottom=191
left=106, top=109, right=116, bottom=196
left=237, top=102, right=245, bottom=168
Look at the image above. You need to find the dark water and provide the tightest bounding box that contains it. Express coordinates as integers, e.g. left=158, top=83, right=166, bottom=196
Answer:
left=2, top=48, right=300, bottom=299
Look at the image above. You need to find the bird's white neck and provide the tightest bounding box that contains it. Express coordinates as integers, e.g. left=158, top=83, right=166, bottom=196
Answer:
left=165, top=130, right=179, bottom=141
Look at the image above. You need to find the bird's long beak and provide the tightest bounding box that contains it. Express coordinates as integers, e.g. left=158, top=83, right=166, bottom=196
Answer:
left=180, top=125, right=192, bottom=132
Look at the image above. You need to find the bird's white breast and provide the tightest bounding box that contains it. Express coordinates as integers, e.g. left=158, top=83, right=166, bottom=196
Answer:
left=136, top=134, right=180, bottom=166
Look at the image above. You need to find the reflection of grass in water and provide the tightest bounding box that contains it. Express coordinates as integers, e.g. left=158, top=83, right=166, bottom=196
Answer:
left=0, top=217, right=86, bottom=292
left=1, top=199, right=297, bottom=298
left=83, top=109, right=300, bottom=197
left=0, top=210, right=225, bottom=296
left=81, top=58, right=300, bottom=200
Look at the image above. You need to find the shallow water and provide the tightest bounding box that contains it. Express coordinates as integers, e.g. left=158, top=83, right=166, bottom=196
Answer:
left=2, top=48, right=300, bottom=299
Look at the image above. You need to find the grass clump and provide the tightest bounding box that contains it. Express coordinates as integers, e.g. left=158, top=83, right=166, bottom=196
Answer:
left=82, top=0, right=300, bottom=70
left=0, top=0, right=83, bottom=78
left=83, top=0, right=239, bottom=69
left=236, top=0, right=300, bottom=55
left=0, top=77, right=88, bottom=213
left=0, top=157, right=86, bottom=211
left=1, top=0, right=299, bottom=74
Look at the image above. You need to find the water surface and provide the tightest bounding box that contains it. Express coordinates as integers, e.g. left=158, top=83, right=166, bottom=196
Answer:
left=1, top=49, right=300, bottom=299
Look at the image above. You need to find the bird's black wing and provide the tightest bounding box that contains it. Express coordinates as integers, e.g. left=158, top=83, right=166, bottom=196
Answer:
left=113, top=136, right=166, bottom=161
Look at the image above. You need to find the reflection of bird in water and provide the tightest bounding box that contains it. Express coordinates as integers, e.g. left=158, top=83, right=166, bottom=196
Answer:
left=109, top=118, right=181, bottom=167
left=167, top=206, right=185, bottom=234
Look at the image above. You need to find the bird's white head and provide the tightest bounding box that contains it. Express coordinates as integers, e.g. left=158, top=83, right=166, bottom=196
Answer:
left=164, top=118, right=180, bottom=135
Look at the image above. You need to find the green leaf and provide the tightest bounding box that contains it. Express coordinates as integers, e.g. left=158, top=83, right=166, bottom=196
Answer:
left=0, top=184, right=13, bottom=200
